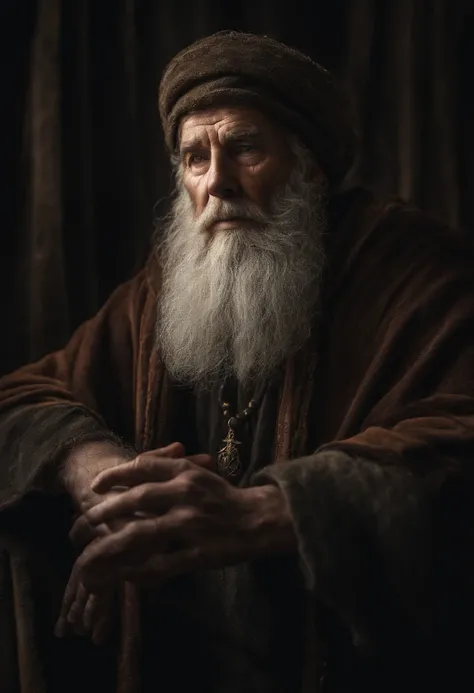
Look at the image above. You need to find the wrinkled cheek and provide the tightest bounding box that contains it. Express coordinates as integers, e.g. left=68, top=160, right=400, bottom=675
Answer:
left=182, top=176, right=206, bottom=212
left=250, top=184, right=276, bottom=214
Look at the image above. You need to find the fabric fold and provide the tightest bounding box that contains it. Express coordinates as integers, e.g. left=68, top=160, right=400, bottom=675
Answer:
left=254, top=449, right=431, bottom=654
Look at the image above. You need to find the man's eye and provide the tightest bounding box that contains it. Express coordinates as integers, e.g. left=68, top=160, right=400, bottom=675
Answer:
left=235, top=144, right=257, bottom=154
left=188, top=154, right=207, bottom=166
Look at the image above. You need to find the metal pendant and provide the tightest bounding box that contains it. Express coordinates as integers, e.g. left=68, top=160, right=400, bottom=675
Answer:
left=217, top=425, right=242, bottom=478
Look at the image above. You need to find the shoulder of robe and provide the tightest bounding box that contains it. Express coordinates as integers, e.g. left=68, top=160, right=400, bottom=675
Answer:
left=327, top=186, right=474, bottom=295
left=90, top=265, right=156, bottom=326
left=144, top=250, right=162, bottom=299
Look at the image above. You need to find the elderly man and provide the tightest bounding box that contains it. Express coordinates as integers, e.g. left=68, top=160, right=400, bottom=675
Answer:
left=1, top=30, right=474, bottom=693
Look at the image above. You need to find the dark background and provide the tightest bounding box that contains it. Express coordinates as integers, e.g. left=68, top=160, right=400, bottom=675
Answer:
left=1, top=0, right=473, bottom=375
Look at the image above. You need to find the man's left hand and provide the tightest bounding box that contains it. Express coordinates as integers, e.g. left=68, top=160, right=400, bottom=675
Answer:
left=56, top=442, right=202, bottom=640
left=73, top=456, right=297, bottom=589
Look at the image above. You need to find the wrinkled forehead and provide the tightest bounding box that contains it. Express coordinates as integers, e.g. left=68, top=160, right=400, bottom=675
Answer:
left=178, top=105, right=288, bottom=148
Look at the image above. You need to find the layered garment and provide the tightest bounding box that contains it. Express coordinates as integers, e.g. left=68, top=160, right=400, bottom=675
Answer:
left=1, top=188, right=474, bottom=692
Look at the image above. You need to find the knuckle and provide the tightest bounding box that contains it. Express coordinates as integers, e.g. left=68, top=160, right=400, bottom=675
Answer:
left=136, top=482, right=155, bottom=503
left=175, top=457, right=191, bottom=473
left=124, top=518, right=157, bottom=546
left=110, top=522, right=141, bottom=551
left=177, top=470, right=201, bottom=500
left=140, top=450, right=160, bottom=466
left=131, top=454, right=144, bottom=469
left=75, top=553, right=89, bottom=573
left=183, top=467, right=202, bottom=484
left=123, top=521, right=142, bottom=541
left=176, top=505, right=201, bottom=525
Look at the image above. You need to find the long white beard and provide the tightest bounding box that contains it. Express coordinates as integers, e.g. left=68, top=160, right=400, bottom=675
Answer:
left=156, top=146, right=328, bottom=387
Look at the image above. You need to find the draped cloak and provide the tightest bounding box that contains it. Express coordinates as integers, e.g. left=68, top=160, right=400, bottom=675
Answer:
left=1, top=188, right=474, bottom=693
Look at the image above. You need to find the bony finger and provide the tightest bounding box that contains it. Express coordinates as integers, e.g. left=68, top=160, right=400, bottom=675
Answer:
left=75, top=542, right=121, bottom=591
left=67, top=583, right=88, bottom=625
left=55, top=567, right=82, bottom=636
left=186, top=454, right=214, bottom=470
left=77, top=521, right=179, bottom=590
left=85, top=483, right=173, bottom=526
left=55, top=608, right=70, bottom=638
left=75, top=544, right=145, bottom=592
left=152, top=442, right=185, bottom=458
left=91, top=456, right=186, bottom=493
left=54, top=618, right=66, bottom=638
left=84, top=591, right=113, bottom=634
left=69, top=515, right=97, bottom=549
left=82, top=594, right=96, bottom=631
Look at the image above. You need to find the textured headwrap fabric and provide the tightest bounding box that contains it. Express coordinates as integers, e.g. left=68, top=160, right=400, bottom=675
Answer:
left=159, top=31, right=358, bottom=186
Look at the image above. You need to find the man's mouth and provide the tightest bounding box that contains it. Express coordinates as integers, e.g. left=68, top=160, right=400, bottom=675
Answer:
left=211, top=217, right=250, bottom=229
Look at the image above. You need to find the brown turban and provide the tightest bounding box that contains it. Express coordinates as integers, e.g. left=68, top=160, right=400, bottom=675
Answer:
left=159, top=31, right=358, bottom=187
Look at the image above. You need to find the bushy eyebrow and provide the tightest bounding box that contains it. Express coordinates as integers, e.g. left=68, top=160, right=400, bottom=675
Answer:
left=179, top=136, right=206, bottom=158
left=179, top=127, right=261, bottom=158
left=224, top=127, right=260, bottom=142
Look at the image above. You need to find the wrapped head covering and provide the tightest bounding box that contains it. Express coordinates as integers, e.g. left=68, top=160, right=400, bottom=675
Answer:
left=159, top=31, right=358, bottom=186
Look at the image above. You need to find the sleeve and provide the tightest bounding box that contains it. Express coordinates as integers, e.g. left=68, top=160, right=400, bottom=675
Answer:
left=254, top=208, right=474, bottom=658
left=0, top=269, right=152, bottom=512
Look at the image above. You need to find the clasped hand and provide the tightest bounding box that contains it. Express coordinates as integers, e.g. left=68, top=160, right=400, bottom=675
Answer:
left=56, top=442, right=294, bottom=642
left=56, top=442, right=211, bottom=642
left=72, top=447, right=286, bottom=588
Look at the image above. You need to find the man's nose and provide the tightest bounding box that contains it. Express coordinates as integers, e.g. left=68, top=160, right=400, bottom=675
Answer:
left=206, top=153, right=241, bottom=199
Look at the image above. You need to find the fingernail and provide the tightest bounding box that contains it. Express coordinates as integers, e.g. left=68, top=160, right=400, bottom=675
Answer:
left=54, top=621, right=64, bottom=638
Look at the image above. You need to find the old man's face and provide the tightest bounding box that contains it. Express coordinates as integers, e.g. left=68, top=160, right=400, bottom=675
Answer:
left=157, top=106, right=328, bottom=387
left=179, top=106, right=295, bottom=222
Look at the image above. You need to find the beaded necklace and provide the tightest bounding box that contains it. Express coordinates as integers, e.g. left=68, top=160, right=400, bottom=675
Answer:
left=217, top=378, right=268, bottom=478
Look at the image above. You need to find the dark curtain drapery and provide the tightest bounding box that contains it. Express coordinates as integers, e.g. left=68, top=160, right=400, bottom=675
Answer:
left=1, top=0, right=473, bottom=374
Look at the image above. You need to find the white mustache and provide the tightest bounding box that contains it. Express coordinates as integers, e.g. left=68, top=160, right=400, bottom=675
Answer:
left=196, top=199, right=270, bottom=232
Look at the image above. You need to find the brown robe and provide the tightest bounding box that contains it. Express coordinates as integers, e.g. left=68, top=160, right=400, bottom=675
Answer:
left=1, top=188, right=474, bottom=693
